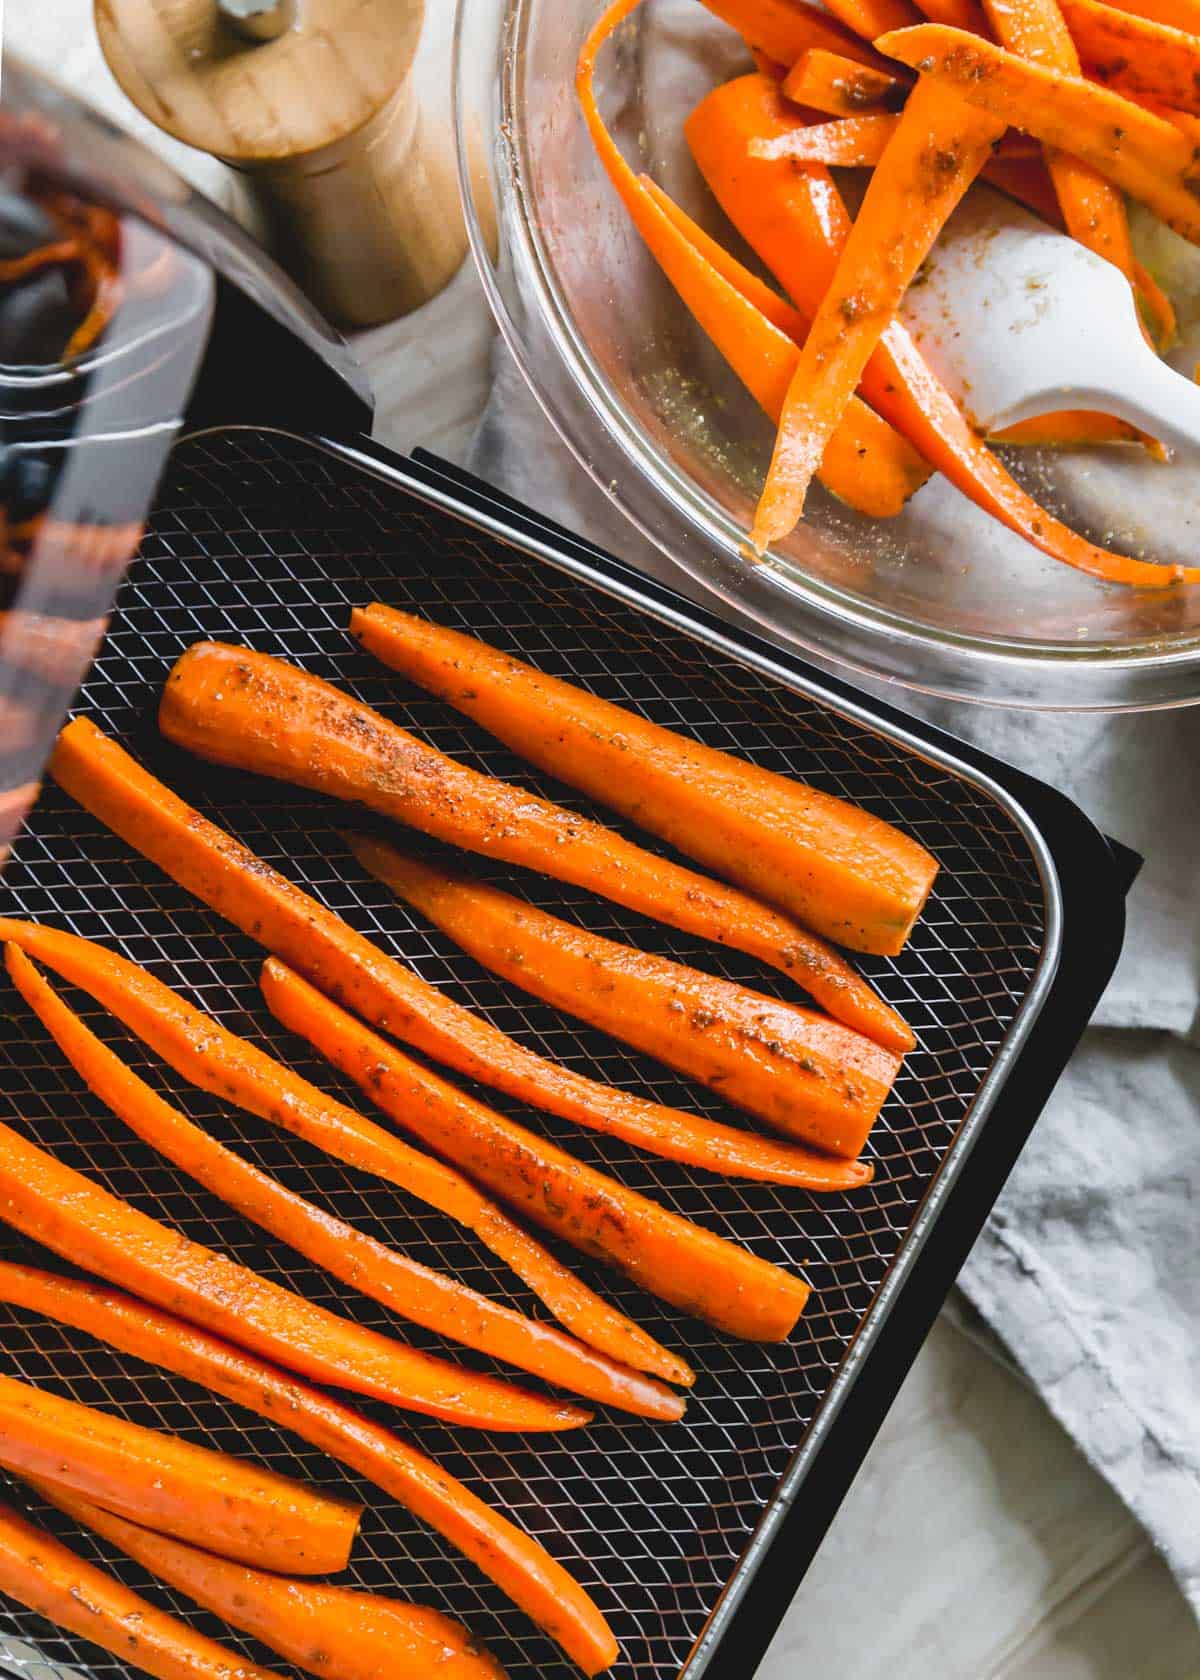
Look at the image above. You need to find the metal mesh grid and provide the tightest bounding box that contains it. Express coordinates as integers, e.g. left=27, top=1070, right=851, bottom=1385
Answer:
left=0, top=430, right=1045, bottom=1680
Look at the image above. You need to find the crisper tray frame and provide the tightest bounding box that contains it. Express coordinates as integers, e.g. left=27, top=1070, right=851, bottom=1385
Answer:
left=0, top=429, right=1127, bottom=1680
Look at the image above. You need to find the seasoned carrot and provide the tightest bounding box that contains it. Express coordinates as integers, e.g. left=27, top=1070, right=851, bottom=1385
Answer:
left=992, top=410, right=1146, bottom=443
left=350, top=838, right=899, bottom=1158
left=576, top=3, right=930, bottom=518
left=782, top=48, right=912, bottom=114
left=31, top=1483, right=507, bottom=1680
left=1098, top=0, right=1200, bottom=27
left=754, top=110, right=901, bottom=159
left=0, top=1266, right=617, bottom=1676
left=0, top=1500, right=279, bottom=1680
left=160, top=642, right=910, bottom=1044
left=0, top=1106, right=587, bottom=1434
left=5, top=945, right=681, bottom=1423
left=982, top=0, right=1170, bottom=345
left=5, top=912, right=675, bottom=1396
left=1063, top=0, right=1200, bottom=110
left=48, top=725, right=775, bottom=1382
left=0, top=1373, right=357, bottom=1575
left=352, top=604, right=935, bottom=959
left=877, top=24, right=1200, bottom=243
left=263, top=961, right=812, bottom=1341
left=687, top=72, right=1198, bottom=585
left=751, top=75, right=1005, bottom=546
left=700, top=0, right=899, bottom=64
left=915, top=0, right=992, bottom=26
left=824, top=0, right=925, bottom=36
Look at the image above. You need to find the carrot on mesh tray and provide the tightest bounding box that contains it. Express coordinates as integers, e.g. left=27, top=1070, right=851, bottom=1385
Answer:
left=0, top=1264, right=617, bottom=1674
left=1061, top=0, right=1200, bottom=111
left=30, top=1481, right=508, bottom=1680
left=0, top=910, right=681, bottom=1392
left=577, top=1, right=929, bottom=517
left=348, top=836, right=900, bottom=1159
left=352, top=605, right=934, bottom=969
left=782, top=48, right=912, bottom=114
left=262, top=960, right=814, bottom=1344
left=0, top=1500, right=282, bottom=1680
left=749, top=74, right=1006, bottom=547
left=878, top=24, right=1200, bottom=242
left=699, top=0, right=900, bottom=64
left=5, top=943, right=682, bottom=1423
left=0, top=1372, right=359, bottom=1575
left=0, top=1097, right=588, bottom=1435
left=982, top=0, right=1175, bottom=345
left=685, top=71, right=1196, bottom=582
left=160, top=641, right=911, bottom=1046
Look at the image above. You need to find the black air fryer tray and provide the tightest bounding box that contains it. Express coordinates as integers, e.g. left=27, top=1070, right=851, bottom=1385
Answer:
left=0, top=429, right=1127, bottom=1680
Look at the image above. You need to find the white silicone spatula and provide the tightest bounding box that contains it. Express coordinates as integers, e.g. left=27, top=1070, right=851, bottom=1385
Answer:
left=898, top=186, right=1200, bottom=448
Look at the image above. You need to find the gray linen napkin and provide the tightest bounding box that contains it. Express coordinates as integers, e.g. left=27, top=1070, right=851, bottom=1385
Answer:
left=469, top=344, right=1200, bottom=1617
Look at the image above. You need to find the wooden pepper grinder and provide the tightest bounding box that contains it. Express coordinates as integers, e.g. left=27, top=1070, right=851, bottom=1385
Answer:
left=95, top=0, right=468, bottom=326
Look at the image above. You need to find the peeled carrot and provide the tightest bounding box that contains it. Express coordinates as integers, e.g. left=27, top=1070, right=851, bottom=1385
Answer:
left=0, top=1265, right=617, bottom=1675
left=576, top=3, right=930, bottom=517
left=5, top=945, right=680, bottom=1423
left=878, top=24, right=1200, bottom=245
left=823, top=0, right=925, bottom=35
left=753, top=111, right=901, bottom=159
left=31, top=1483, right=507, bottom=1680
left=915, top=0, right=993, bottom=25
left=352, top=603, right=936, bottom=961
left=687, top=72, right=1198, bottom=586
left=753, top=75, right=1006, bottom=546
left=1063, top=0, right=1200, bottom=109
left=0, top=1500, right=280, bottom=1680
left=2, top=887, right=672, bottom=1384
left=264, top=961, right=813, bottom=1342
left=160, top=641, right=910, bottom=1045
left=701, top=0, right=901, bottom=63
left=0, top=1373, right=358, bottom=1575
left=0, top=1104, right=586, bottom=1434
left=783, top=48, right=912, bottom=113
left=992, top=410, right=1146, bottom=444
left=350, top=838, right=899, bottom=1158
left=50, top=722, right=776, bottom=1381
left=1098, top=0, right=1200, bottom=27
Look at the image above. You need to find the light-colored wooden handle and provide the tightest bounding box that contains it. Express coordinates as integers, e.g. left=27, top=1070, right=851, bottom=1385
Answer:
left=94, top=0, right=467, bottom=324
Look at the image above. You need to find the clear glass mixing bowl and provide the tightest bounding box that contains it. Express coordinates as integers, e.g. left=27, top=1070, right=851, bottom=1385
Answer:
left=453, top=0, right=1200, bottom=708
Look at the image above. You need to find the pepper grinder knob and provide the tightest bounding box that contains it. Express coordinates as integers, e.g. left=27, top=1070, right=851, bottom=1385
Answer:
left=94, top=0, right=468, bottom=327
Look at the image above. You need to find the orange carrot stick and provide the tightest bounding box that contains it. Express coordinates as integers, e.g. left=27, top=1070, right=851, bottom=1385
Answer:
left=31, top=1482, right=507, bottom=1680
left=754, top=110, right=900, bottom=158
left=700, top=0, right=901, bottom=64
left=751, top=75, right=1006, bottom=546
left=576, top=3, right=930, bottom=516
left=782, top=48, right=912, bottom=113
left=5, top=945, right=680, bottom=1423
left=0, top=1264, right=617, bottom=1675
left=350, top=837, right=899, bottom=1158
left=1063, top=0, right=1200, bottom=109
left=915, top=0, right=992, bottom=26
left=352, top=603, right=936, bottom=961
left=878, top=24, right=1200, bottom=242
left=0, top=1102, right=587, bottom=1434
left=160, top=641, right=910, bottom=1045
left=0, top=912, right=678, bottom=1391
left=0, top=1374, right=358, bottom=1575
left=824, top=0, right=926, bottom=36
left=1097, top=0, right=1200, bottom=27
left=991, top=409, right=1146, bottom=443
left=263, top=960, right=813, bottom=1343
left=687, top=72, right=1197, bottom=584
left=0, top=1501, right=280, bottom=1680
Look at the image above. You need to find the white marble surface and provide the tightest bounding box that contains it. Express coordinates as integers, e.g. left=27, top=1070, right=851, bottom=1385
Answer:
left=4, top=4, right=1199, bottom=1676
